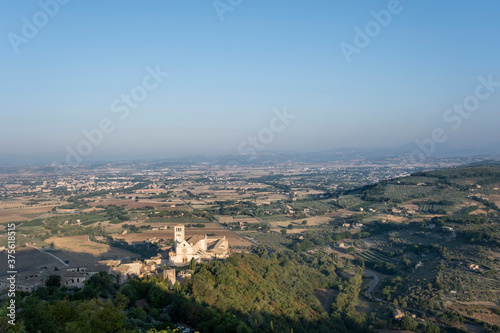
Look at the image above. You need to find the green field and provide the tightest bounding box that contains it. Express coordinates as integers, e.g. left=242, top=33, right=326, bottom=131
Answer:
left=146, top=217, right=212, bottom=224
left=259, top=215, right=290, bottom=222
left=255, top=232, right=292, bottom=251
left=357, top=249, right=397, bottom=265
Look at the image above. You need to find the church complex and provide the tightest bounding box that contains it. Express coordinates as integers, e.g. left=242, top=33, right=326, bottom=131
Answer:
left=167, top=224, right=230, bottom=265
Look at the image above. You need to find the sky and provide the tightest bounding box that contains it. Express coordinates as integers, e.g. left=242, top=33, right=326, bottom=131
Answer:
left=1, top=0, right=499, bottom=164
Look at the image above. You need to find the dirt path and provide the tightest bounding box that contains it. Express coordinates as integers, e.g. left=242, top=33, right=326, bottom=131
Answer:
left=27, top=244, right=68, bottom=266
left=365, top=269, right=380, bottom=299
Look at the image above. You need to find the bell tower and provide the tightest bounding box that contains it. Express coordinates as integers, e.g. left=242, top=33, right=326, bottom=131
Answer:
left=174, top=225, right=185, bottom=243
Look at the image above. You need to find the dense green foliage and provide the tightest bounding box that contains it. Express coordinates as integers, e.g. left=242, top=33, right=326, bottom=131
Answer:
left=190, top=253, right=334, bottom=332
left=3, top=253, right=371, bottom=333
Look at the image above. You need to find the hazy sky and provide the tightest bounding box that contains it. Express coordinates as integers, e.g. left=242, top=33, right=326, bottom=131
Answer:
left=1, top=1, right=499, bottom=164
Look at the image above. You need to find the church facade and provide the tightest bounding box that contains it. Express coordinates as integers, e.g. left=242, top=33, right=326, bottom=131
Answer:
left=167, top=224, right=229, bottom=266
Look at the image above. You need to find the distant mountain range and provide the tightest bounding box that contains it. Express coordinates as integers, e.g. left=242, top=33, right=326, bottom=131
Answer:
left=1, top=142, right=499, bottom=168
left=204, top=142, right=500, bottom=165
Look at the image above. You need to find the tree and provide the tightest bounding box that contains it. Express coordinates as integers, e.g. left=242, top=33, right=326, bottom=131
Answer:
left=85, top=271, right=116, bottom=297
left=148, top=283, right=169, bottom=308
left=401, top=315, right=418, bottom=331
left=189, top=257, right=196, bottom=271
left=426, top=323, right=440, bottom=333
left=173, top=281, right=181, bottom=293
left=69, top=298, right=127, bottom=332
left=301, top=220, right=307, bottom=225
left=114, top=292, right=130, bottom=309
left=119, top=283, right=138, bottom=304
left=359, top=258, right=365, bottom=270
left=46, top=275, right=61, bottom=288
left=21, top=297, right=57, bottom=332
left=131, top=307, right=148, bottom=321
left=255, top=245, right=268, bottom=258
left=48, top=298, right=77, bottom=326
left=281, top=229, right=287, bottom=235
left=287, top=224, right=293, bottom=230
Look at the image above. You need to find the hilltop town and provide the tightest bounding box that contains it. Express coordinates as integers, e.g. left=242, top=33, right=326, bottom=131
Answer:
left=0, top=223, right=228, bottom=295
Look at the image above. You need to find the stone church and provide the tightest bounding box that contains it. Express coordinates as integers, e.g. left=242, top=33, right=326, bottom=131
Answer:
left=167, top=224, right=229, bottom=266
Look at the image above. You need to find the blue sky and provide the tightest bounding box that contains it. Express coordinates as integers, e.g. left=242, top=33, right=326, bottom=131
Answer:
left=1, top=0, right=499, bottom=164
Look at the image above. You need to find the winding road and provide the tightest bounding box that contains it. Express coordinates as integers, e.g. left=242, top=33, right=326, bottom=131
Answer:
left=364, top=269, right=379, bottom=299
